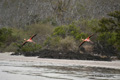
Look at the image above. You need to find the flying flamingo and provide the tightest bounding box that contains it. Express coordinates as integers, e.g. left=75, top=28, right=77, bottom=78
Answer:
left=21, top=34, right=37, bottom=47
left=79, top=34, right=94, bottom=47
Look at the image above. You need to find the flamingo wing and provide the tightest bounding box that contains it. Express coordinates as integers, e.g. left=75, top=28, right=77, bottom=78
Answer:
left=79, top=41, right=85, bottom=47
left=30, top=34, right=37, bottom=39
left=87, top=34, right=94, bottom=39
left=21, top=41, right=27, bottom=47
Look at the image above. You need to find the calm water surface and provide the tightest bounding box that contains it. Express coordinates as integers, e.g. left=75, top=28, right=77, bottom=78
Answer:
left=0, top=60, right=120, bottom=80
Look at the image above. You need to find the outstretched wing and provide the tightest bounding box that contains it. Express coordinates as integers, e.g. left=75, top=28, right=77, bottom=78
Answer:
left=21, top=41, right=27, bottom=47
left=30, top=34, right=37, bottom=39
left=79, top=41, right=85, bottom=47
left=87, top=34, right=94, bottom=39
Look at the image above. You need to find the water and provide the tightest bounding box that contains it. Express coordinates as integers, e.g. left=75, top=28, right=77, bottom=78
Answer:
left=0, top=60, right=120, bottom=80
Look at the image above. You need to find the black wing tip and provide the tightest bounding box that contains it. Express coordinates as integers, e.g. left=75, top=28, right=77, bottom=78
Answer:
left=21, top=42, right=27, bottom=47
left=88, top=33, right=94, bottom=38
left=34, top=34, right=37, bottom=35
left=31, top=34, right=37, bottom=36
left=79, top=41, right=85, bottom=47
left=30, top=34, right=37, bottom=39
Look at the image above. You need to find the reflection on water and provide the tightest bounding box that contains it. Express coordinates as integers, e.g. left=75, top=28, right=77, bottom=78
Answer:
left=0, top=60, right=120, bottom=80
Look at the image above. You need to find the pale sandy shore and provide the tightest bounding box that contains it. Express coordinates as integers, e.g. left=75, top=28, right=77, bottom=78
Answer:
left=0, top=52, right=120, bottom=69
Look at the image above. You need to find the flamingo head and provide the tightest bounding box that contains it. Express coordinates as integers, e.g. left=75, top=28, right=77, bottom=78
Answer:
left=81, top=39, right=84, bottom=41
left=24, top=39, right=26, bottom=41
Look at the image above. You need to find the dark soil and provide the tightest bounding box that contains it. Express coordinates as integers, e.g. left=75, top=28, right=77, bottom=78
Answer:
left=12, top=49, right=111, bottom=61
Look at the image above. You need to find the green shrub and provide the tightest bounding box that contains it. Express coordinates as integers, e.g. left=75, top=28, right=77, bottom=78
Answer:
left=52, top=23, right=83, bottom=40
left=95, top=11, right=120, bottom=51
left=2, top=42, right=17, bottom=52
left=43, top=37, right=52, bottom=47
left=75, top=32, right=88, bottom=41
left=0, top=27, right=15, bottom=48
left=0, top=27, right=12, bottom=43
left=20, top=43, right=42, bottom=52
left=52, top=25, right=66, bottom=37
left=44, top=36, right=78, bottom=52
left=0, top=27, right=19, bottom=52
left=44, top=36, right=62, bottom=50
left=45, top=23, right=90, bottom=51
left=72, top=19, right=99, bottom=33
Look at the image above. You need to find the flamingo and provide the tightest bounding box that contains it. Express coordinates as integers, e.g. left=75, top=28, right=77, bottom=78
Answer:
left=79, top=34, right=94, bottom=47
left=21, top=34, right=37, bottom=47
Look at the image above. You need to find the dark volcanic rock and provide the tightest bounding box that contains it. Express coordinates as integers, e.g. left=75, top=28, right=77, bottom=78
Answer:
left=12, top=49, right=111, bottom=61
left=38, top=50, right=111, bottom=61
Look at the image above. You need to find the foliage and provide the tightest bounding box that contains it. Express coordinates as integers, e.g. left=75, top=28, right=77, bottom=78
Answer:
left=20, top=43, right=42, bottom=52
left=2, top=42, right=17, bottom=52
left=72, top=19, right=99, bottom=33
left=0, top=28, right=12, bottom=43
left=59, top=36, right=78, bottom=52
left=44, top=36, right=78, bottom=52
left=52, top=23, right=88, bottom=40
left=25, top=23, right=53, bottom=47
left=0, top=27, right=18, bottom=52
left=52, top=25, right=66, bottom=38
left=44, top=23, right=92, bottom=51
left=95, top=11, right=120, bottom=51
left=11, top=27, right=28, bottom=41
left=0, top=23, right=54, bottom=52
left=25, top=23, right=53, bottom=35
left=15, top=23, right=54, bottom=52
left=44, top=36, right=62, bottom=50
left=43, top=22, right=95, bottom=51
left=43, top=37, right=52, bottom=47
left=0, top=28, right=14, bottom=46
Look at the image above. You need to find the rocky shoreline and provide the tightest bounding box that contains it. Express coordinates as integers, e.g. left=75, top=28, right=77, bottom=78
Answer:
left=12, top=49, right=114, bottom=61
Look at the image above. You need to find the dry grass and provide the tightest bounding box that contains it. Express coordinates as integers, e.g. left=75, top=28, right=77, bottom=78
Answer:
left=59, top=36, right=78, bottom=52
left=83, top=44, right=94, bottom=53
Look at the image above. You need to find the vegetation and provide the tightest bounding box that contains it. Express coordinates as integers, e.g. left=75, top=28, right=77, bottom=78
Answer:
left=43, top=23, right=89, bottom=52
left=0, top=28, right=17, bottom=52
left=20, top=43, right=42, bottom=52
left=94, top=11, right=120, bottom=52
left=52, top=23, right=88, bottom=40
left=0, top=11, right=120, bottom=54
left=0, top=23, right=53, bottom=52
left=59, top=36, right=78, bottom=52
left=0, top=0, right=120, bottom=27
left=0, top=0, right=120, bottom=60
